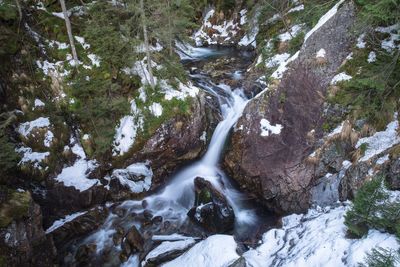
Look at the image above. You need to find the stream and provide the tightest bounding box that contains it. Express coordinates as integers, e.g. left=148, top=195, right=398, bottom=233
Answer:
left=71, top=46, right=276, bottom=266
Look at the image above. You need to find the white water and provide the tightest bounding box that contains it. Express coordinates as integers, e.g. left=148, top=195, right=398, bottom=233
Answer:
left=83, top=47, right=259, bottom=259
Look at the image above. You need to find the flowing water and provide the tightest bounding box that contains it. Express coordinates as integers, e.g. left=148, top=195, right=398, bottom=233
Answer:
left=75, top=46, right=275, bottom=265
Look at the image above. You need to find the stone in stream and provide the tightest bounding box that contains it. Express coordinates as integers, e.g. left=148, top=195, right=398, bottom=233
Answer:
left=187, top=177, right=234, bottom=233
left=120, top=225, right=144, bottom=262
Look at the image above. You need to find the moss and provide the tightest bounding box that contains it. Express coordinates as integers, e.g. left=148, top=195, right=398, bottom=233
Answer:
left=359, top=143, right=368, bottom=156
left=0, top=190, right=31, bottom=228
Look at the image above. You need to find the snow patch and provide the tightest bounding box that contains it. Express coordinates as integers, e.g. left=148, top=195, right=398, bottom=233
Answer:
left=316, top=48, right=326, bottom=58
left=34, top=99, right=45, bottom=108
left=330, top=72, right=352, bottom=85
left=163, top=235, right=239, bottom=267
left=278, top=24, right=303, bottom=42
left=143, top=239, right=196, bottom=266
left=45, top=211, right=87, bottom=234
left=15, top=147, right=49, bottom=169
left=356, top=33, right=366, bottom=49
left=266, top=53, right=290, bottom=68
left=111, top=162, right=153, bottom=193
left=260, top=119, right=283, bottom=137
left=356, top=114, right=400, bottom=161
left=149, top=102, right=163, bottom=117
left=17, top=117, right=50, bottom=137
left=367, top=51, right=376, bottom=63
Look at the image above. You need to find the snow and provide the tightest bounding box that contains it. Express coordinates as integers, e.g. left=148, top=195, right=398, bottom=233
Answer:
left=111, top=162, right=153, bottom=193
left=87, top=54, right=101, bottom=67
left=376, top=154, right=389, bottom=165
left=45, top=211, right=87, bottom=234
left=36, top=60, right=70, bottom=77
left=163, top=235, right=239, bottom=267
left=17, top=117, right=50, bottom=137
left=74, top=36, right=90, bottom=50
left=330, top=72, right=352, bottom=85
left=367, top=51, right=376, bottom=63
left=304, top=0, right=345, bottom=41
left=376, top=24, right=400, bottom=52
left=243, top=204, right=400, bottom=267
left=43, top=130, right=54, bottom=147
left=327, top=122, right=344, bottom=137
left=55, top=139, right=100, bottom=191
left=239, top=9, right=247, bottom=25
left=238, top=23, right=259, bottom=47
left=34, top=99, right=45, bottom=108
left=356, top=114, right=400, bottom=161
left=112, top=101, right=144, bottom=156
left=271, top=51, right=299, bottom=79
left=278, top=24, right=303, bottom=42
left=356, top=33, right=366, bottom=49
left=288, top=4, right=304, bottom=13
left=138, top=87, right=146, bottom=102
left=200, top=131, right=207, bottom=142
left=260, top=118, right=283, bottom=137
left=266, top=53, right=290, bottom=68
left=55, top=159, right=99, bottom=191
left=143, top=239, right=196, bottom=266
left=162, top=81, right=199, bottom=101
left=152, top=234, right=197, bottom=241
left=149, top=102, right=163, bottom=117
left=316, top=48, right=326, bottom=58
left=15, top=146, right=49, bottom=169
left=136, top=42, right=163, bottom=53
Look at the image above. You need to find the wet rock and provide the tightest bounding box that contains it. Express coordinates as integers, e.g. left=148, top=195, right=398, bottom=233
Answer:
left=187, top=177, right=234, bottom=233
left=120, top=225, right=144, bottom=261
left=0, top=189, right=56, bottom=266
left=50, top=206, right=109, bottom=248
left=224, top=2, right=356, bottom=214
left=75, top=243, right=97, bottom=266
left=142, top=238, right=197, bottom=267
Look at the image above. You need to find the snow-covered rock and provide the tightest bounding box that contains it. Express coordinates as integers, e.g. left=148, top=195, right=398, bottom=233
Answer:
left=260, top=119, right=283, bottom=137
left=163, top=235, right=239, bottom=267
left=330, top=72, right=352, bottom=85
left=110, top=162, right=153, bottom=193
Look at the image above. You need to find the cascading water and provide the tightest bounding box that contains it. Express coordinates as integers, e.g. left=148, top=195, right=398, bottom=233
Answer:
left=79, top=47, right=273, bottom=265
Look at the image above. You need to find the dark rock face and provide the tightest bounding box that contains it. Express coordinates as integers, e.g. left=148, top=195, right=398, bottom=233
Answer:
left=187, top=177, right=234, bottom=233
left=0, top=192, right=56, bottom=266
left=224, top=2, right=356, bottom=214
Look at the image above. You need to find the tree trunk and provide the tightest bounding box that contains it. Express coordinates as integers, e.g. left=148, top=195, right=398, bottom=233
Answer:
left=15, top=0, right=22, bottom=22
left=140, top=0, right=155, bottom=89
left=60, top=0, right=79, bottom=67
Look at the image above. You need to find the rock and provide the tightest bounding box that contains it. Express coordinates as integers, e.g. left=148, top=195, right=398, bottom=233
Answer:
left=120, top=225, right=144, bottom=261
left=142, top=238, right=197, bottom=267
left=50, top=206, right=109, bottom=248
left=387, top=157, right=400, bottom=190
left=119, top=92, right=219, bottom=193
left=75, top=243, right=97, bottom=265
left=224, top=2, right=356, bottom=214
left=0, top=189, right=56, bottom=266
left=187, top=177, right=234, bottom=233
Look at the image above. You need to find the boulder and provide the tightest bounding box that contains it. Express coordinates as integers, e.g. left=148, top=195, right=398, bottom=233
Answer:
left=224, top=2, right=356, bottom=214
left=187, top=177, right=234, bottom=233
left=50, top=206, right=109, bottom=248
left=0, top=189, right=56, bottom=266
left=120, top=225, right=144, bottom=262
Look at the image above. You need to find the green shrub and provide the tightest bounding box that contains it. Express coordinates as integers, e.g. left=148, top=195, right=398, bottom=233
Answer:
left=359, top=247, right=400, bottom=267
left=345, top=176, right=400, bottom=238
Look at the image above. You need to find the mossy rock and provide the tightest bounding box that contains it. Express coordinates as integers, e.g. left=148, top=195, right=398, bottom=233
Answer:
left=0, top=189, right=32, bottom=228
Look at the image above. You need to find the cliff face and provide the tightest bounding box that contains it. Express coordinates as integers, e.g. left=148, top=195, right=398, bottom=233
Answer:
left=224, top=2, right=356, bottom=214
